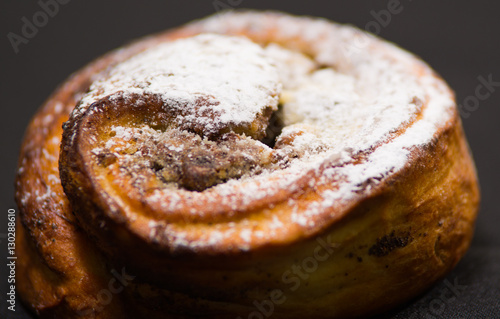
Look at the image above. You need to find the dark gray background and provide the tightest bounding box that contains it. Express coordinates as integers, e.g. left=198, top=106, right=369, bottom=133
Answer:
left=1, top=0, right=499, bottom=318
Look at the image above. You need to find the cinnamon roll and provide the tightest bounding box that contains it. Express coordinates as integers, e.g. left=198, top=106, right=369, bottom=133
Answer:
left=15, top=11, right=479, bottom=319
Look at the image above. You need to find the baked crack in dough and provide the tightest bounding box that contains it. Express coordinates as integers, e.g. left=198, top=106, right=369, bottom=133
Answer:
left=15, top=11, right=479, bottom=319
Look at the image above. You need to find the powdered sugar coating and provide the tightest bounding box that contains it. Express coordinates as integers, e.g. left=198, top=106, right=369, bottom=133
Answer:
left=67, top=11, right=456, bottom=252
left=76, top=33, right=281, bottom=136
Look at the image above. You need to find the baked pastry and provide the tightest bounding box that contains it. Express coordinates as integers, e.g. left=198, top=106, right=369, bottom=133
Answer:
left=15, top=10, right=479, bottom=319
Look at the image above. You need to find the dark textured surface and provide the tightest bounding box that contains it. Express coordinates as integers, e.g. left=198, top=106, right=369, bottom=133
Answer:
left=1, top=0, right=499, bottom=318
left=375, top=248, right=500, bottom=318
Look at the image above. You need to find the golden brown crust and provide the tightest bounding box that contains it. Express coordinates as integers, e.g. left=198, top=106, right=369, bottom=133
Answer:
left=15, top=11, right=479, bottom=319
